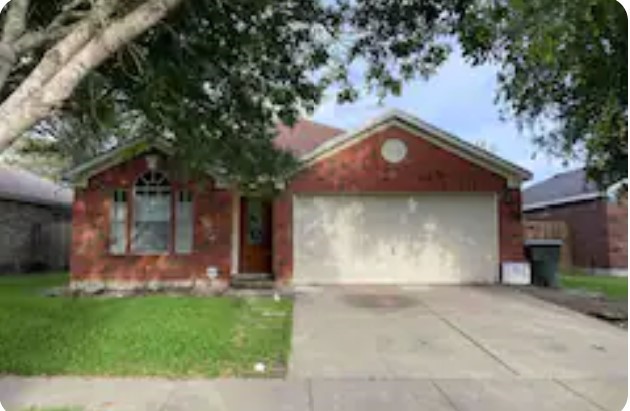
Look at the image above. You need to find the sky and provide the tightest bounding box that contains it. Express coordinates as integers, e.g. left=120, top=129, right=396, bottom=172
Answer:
left=310, top=50, right=580, bottom=185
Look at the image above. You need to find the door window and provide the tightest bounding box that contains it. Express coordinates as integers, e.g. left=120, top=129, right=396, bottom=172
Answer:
left=247, top=199, right=264, bottom=245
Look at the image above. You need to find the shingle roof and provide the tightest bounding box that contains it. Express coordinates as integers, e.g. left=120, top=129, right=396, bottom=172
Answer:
left=522, top=168, right=601, bottom=207
left=0, top=165, right=73, bottom=207
left=274, top=119, right=345, bottom=156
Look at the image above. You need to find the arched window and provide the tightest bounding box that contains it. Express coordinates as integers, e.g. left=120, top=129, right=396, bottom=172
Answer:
left=132, top=171, right=171, bottom=253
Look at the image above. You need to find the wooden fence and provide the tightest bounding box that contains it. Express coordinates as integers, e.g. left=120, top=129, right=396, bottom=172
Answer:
left=523, top=220, right=572, bottom=269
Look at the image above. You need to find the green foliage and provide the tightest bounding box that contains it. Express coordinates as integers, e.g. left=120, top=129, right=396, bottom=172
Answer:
left=13, top=0, right=625, bottom=186
left=58, top=0, right=338, bottom=183
left=0, top=134, right=69, bottom=179
left=455, top=0, right=627, bottom=186
left=0, top=273, right=293, bottom=377
left=332, top=0, right=627, bottom=186
left=334, top=0, right=455, bottom=99
left=561, top=273, right=628, bottom=301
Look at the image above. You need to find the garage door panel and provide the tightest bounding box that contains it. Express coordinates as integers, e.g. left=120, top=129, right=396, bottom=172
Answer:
left=293, top=194, right=498, bottom=284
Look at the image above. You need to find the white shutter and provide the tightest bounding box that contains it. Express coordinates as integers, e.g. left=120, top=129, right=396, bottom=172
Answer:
left=110, top=190, right=127, bottom=254
left=175, top=190, right=193, bottom=253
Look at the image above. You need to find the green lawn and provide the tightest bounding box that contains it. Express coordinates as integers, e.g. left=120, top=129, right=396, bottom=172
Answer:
left=0, top=273, right=292, bottom=377
left=561, top=273, right=628, bottom=300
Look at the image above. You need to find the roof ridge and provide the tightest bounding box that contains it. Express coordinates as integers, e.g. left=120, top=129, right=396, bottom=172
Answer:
left=550, top=167, right=586, bottom=178
left=277, top=118, right=345, bottom=133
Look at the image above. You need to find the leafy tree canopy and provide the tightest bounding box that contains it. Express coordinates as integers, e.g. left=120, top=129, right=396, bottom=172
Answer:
left=0, top=0, right=626, bottom=187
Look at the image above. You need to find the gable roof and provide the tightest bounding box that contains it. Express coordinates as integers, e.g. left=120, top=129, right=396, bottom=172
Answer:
left=64, top=110, right=532, bottom=187
left=63, top=138, right=174, bottom=186
left=275, top=119, right=345, bottom=156
left=299, top=109, right=532, bottom=184
left=64, top=121, right=345, bottom=185
left=523, top=168, right=606, bottom=211
left=0, top=165, right=73, bottom=207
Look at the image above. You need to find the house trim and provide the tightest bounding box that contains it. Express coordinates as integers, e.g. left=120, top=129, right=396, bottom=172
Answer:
left=0, top=192, right=72, bottom=209
left=64, top=138, right=173, bottom=187
left=299, top=110, right=532, bottom=185
left=63, top=137, right=229, bottom=188
left=523, top=192, right=603, bottom=212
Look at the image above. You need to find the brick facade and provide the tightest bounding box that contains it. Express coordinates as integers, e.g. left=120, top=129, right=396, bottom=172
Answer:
left=71, top=125, right=528, bottom=285
left=70, top=153, right=233, bottom=284
left=273, top=125, right=526, bottom=283
left=525, top=198, right=628, bottom=270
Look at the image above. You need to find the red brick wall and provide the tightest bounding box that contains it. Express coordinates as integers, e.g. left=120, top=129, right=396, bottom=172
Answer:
left=524, top=198, right=627, bottom=269
left=71, top=153, right=234, bottom=283
left=606, top=200, right=628, bottom=268
left=500, top=189, right=526, bottom=262
left=273, top=125, right=526, bottom=282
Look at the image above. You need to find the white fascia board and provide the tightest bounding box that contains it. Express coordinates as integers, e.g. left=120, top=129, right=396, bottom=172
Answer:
left=523, top=192, right=603, bottom=211
left=63, top=137, right=174, bottom=185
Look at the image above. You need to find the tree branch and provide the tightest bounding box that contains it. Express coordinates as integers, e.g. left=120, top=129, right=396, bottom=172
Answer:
left=0, top=42, right=17, bottom=93
left=0, top=0, right=30, bottom=91
left=13, top=0, right=91, bottom=55
left=2, top=0, right=30, bottom=43
left=0, top=0, right=90, bottom=93
left=2, top=19, right=97, bottom=114
left=0, top=0, right=184, bottom=152
left=13, top=24, right=78, bottom=55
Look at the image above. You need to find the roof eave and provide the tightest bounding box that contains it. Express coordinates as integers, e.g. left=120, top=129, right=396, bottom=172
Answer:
left=63, top=137, right=174, bottom=187
left=63, top=137, right=232, bottom=189
left=523, top=192, right=604, bottom=211
left=0, top=191, right=72, bottom=208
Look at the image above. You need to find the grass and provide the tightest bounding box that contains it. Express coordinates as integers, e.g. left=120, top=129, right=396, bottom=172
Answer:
left=0, top=273, right=292, bottom=378
left=561, top=273, right=628, bottom=301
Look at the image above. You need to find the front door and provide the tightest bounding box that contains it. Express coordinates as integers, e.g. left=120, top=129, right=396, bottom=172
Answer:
left=240, top=197, right=272, bottom=273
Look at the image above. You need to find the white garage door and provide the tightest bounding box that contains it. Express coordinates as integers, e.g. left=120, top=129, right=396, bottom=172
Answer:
left=293, top=194, right=498, bottom=284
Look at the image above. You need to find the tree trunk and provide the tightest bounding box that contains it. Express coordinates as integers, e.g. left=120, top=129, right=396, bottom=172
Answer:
left=0, top=43, right=17, bottom=92
left=0, top=0, right=183, bottom=152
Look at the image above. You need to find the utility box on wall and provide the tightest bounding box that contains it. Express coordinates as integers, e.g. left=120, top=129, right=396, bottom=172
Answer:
left=501, top=262, right=531, bottom=285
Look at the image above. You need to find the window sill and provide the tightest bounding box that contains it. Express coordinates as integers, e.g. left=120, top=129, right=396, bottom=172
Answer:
left=108, top=252, right=193, bottom=257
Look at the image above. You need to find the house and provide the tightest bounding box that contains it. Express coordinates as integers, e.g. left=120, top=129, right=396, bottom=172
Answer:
left=64, top=110, right=532, bottom=289
left=523, top=169, right=627, bottom=276
left=0, top=165, right=73, bottom=273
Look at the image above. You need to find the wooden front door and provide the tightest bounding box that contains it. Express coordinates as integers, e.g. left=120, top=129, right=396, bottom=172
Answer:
left=240, top=197, right=272, bottom=273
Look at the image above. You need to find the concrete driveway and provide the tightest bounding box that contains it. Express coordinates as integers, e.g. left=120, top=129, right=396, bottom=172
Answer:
left=289, top=285, right=627, bottom=410
left=1, top=286, right=626, bottom=411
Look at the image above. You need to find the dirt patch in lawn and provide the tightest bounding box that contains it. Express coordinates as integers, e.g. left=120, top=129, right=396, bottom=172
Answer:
left=519, top=286, right=627, bottom=329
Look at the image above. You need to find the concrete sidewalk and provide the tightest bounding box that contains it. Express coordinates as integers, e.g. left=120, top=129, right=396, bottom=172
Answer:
left=0, top=375, right=627, bottom=411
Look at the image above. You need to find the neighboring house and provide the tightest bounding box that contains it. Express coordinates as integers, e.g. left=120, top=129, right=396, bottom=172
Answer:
left=523, top=169, right=627, bottom=276
left=64, top=110, right=532, bottom=289
left=0, top=165, right=73, bottom=273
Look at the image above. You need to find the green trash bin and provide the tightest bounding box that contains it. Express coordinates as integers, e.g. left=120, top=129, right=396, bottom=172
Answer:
left=525, top=239, right=563, bottom=288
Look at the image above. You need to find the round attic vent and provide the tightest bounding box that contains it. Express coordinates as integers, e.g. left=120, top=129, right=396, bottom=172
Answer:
left=381, top=138, right=407, bottom=164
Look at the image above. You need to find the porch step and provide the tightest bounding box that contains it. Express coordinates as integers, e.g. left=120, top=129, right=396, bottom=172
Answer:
left=231, top=273, right=275, bottom=289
